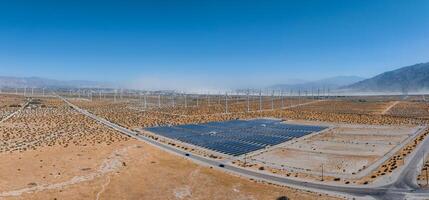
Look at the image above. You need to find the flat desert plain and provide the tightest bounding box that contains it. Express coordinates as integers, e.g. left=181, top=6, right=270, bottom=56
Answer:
left=0, top=96, right=338, bottom=200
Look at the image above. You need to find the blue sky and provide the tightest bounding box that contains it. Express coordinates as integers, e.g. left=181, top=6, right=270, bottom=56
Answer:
left=0, top=0, right=428, bottom=90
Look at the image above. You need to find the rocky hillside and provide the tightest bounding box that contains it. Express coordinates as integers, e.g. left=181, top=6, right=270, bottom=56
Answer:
left=344, top=62, right=429, bottom=93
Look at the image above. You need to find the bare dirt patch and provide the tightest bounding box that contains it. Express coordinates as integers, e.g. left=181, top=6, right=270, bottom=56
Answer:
left=249, top=123, right=417, bottom=176
left=0, top=140, right=339, bottom=200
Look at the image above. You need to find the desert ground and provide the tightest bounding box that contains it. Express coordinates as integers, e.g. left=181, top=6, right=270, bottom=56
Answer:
left=2, top=92, right=429, bottom=199
left=247, top=122, right=419, bottom=183
left=289, top=99, right=393, bottom=114
left=0, top=95, right=339, bottom=200
left=0, top=94, right=26, bottom=121
left=387, top=101, right=429, bottom=119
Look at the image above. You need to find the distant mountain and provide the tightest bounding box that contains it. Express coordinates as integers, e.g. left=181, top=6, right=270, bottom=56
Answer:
left=344, top=62, right=429, bottom=93
left=269, top=76, right=365, bottom=91
left=0, top=76, right=113, bottom=89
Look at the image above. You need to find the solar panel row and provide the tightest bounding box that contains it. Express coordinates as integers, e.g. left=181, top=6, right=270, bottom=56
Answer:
left=146, top=119, right=327, bottom=156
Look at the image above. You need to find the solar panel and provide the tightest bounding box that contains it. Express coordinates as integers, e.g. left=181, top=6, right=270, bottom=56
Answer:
left=145, top=119, right=327, bottom=156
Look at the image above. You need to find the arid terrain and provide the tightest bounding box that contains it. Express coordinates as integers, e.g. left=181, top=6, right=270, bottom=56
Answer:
left=0, top=94, right=26, bottom=121
left=243, top=121, right=421, bottom=184
left=0, top=95, right=340, bottom=200
left=2, top=93, right=429, bottom=199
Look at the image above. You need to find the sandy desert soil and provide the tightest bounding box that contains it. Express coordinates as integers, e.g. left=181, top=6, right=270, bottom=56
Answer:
left=290, top=99, right=392, bottom=114
left=0, top=140, right=339, bottom=200
left=0, top=98, right=129, bottom=153
left=255, top=147, right=379, bottom=174
left=0, top=94, right=26, bottom=120
left=388, top=101, right=429, bottom=119
left=250, top=124, right=416, bottom=176
left=0, top=96, right=340, bottom=200
left=360, top=128, right=429, bottom=185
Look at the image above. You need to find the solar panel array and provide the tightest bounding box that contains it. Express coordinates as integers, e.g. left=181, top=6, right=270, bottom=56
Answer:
left=146, top=119, right=327, bottom=156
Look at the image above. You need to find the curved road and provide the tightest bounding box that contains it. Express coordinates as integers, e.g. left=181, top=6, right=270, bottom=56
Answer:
left=60, top=96, right=429, bottom=200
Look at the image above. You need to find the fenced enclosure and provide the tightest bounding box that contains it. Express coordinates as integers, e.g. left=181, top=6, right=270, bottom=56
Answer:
left=145, top=118, right=327, bottom=156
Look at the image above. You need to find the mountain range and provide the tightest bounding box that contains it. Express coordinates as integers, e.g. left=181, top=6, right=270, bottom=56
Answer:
left=0, top=76, right=112, bottom=89
left=343, top=62, right=429, bottom=93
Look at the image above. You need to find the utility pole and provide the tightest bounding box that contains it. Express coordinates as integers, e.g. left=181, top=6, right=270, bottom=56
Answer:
left=281, top=90, right=284, bottom=109
left=172, top=94, right=175, bottom=107
left=144, top=93, right=147, bottom=109
left=207, top=92, right=210, bottom=107
left=259, top=90, right=262, bottom=111
left=321, top=164, right=324, bottom=181
left=225, top=92, right=228, bottom=113
left=184, top=93, right=187, bottom=108
left=218, top=92, right=221, bottom=105
left=247, top=90, right=250, bottom=112
left=271, top=90, right=274, bottom=110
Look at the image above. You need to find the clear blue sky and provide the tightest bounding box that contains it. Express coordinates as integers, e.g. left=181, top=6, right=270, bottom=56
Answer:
left=0, top=0, right=428, bottom=90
